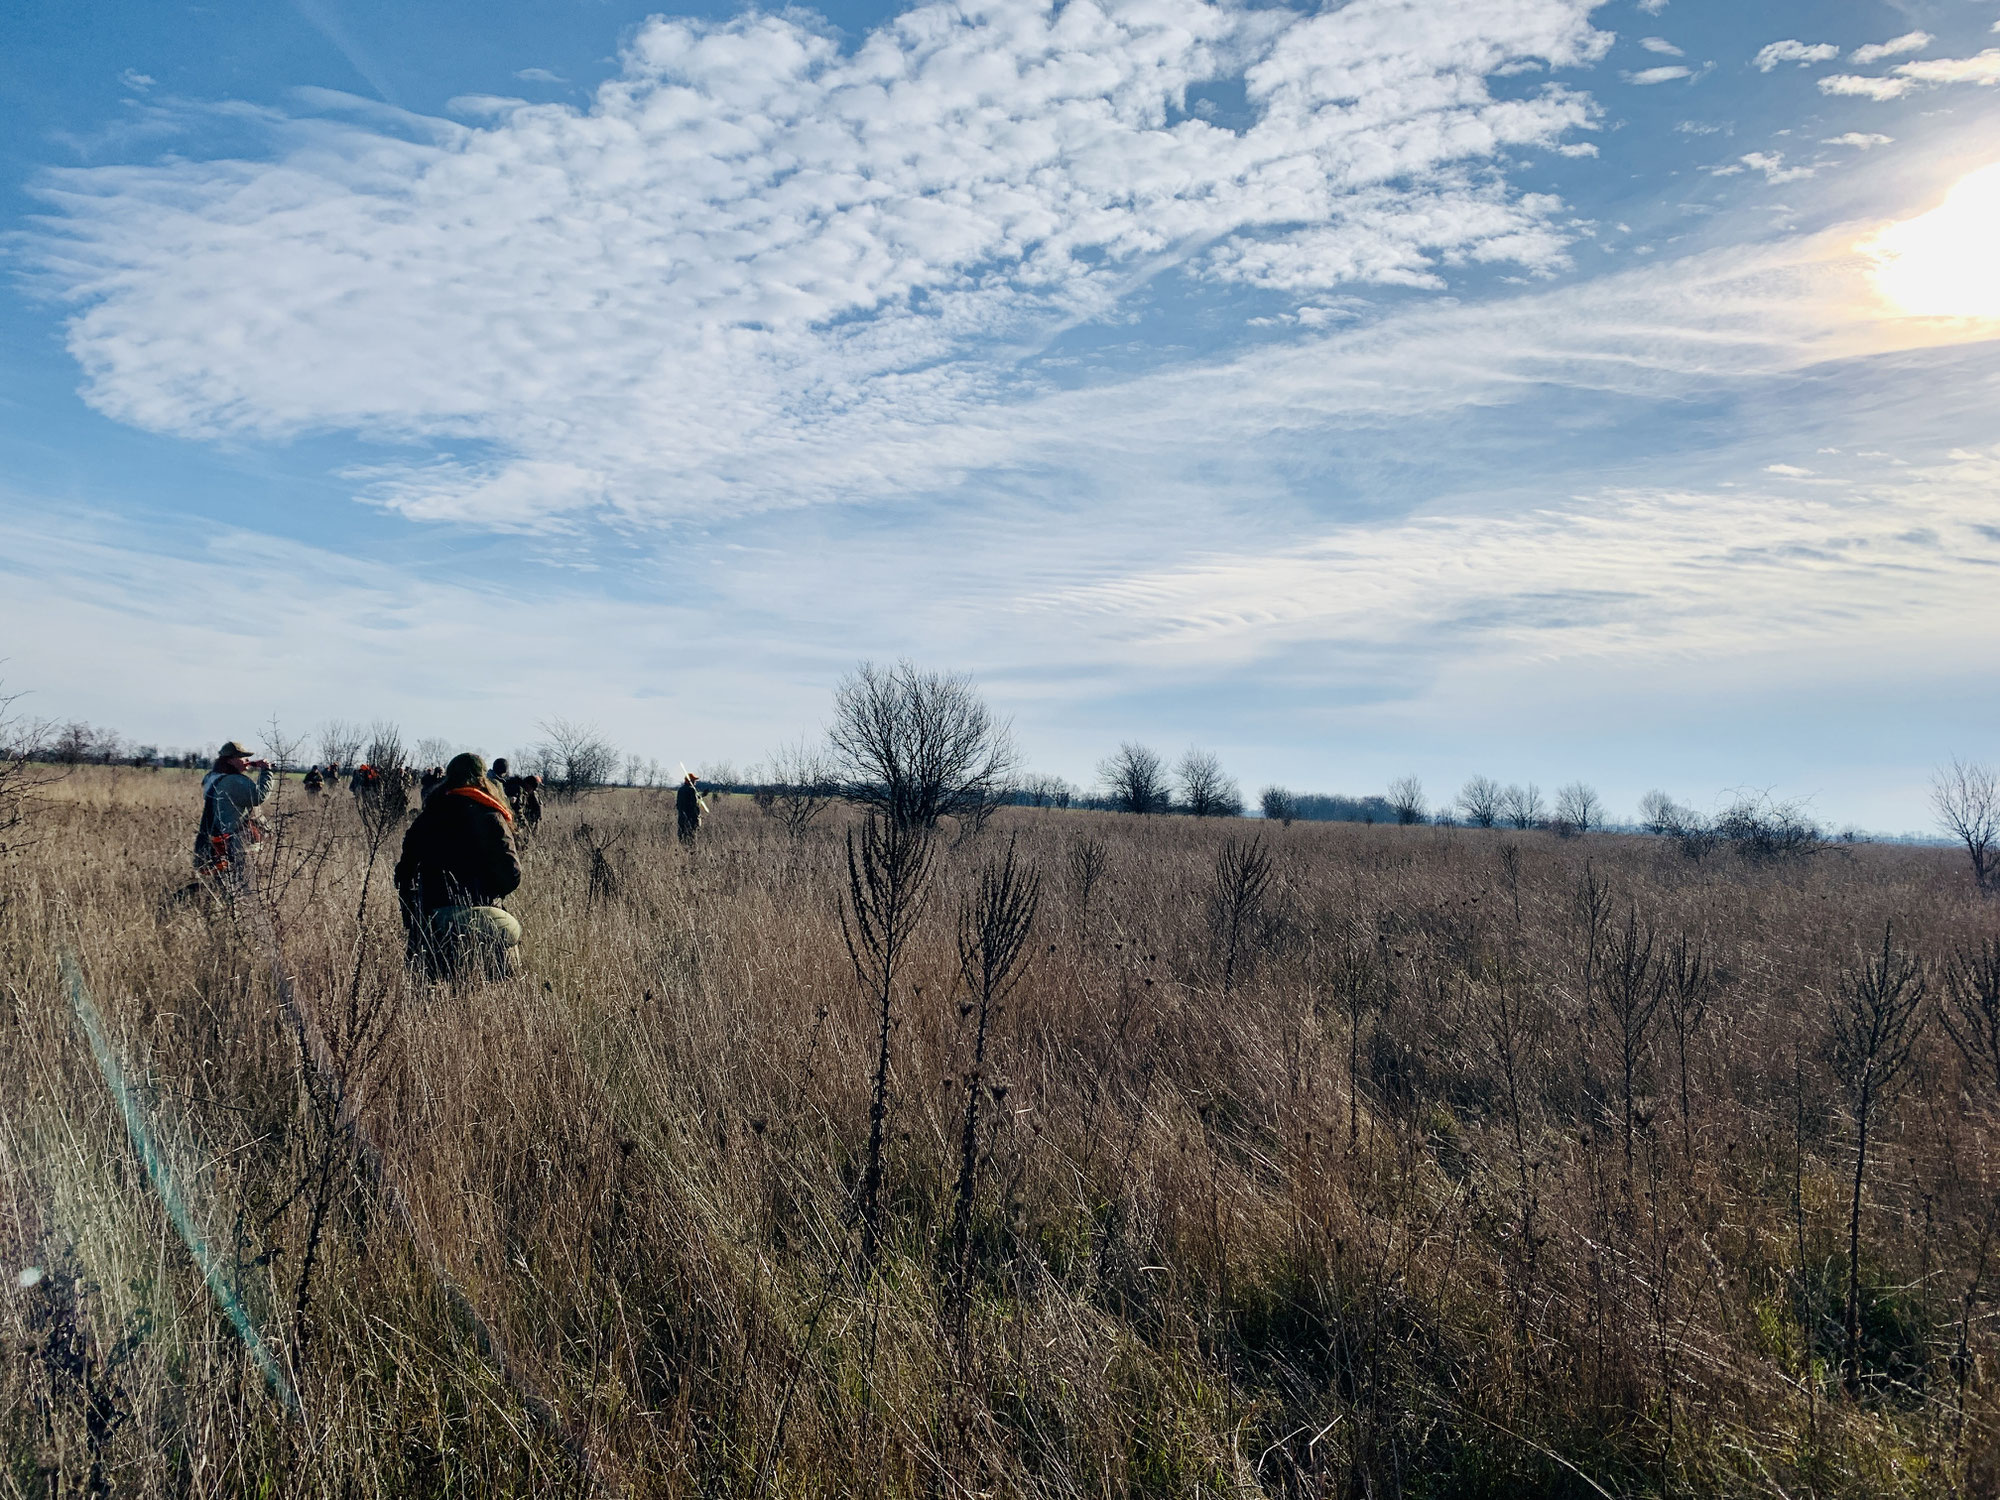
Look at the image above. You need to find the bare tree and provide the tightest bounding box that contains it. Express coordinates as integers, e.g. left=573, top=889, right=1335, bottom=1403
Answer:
left=317, top=719, right=364, bottom=768
left=753, top=737, right=838, bottom=838
left=415, top=737, right=457, bottom=769
left=1830, top=924, right=1926, bottom=1392
left=827, top=660, right=1017, bottom=831
left=1098, top=742, right=1169, bottom=815
left=534, top=717, right=619, bottom=800
left=1458, top=776, right=1504, bottom=829
left=1386, top=775, right=1426, bottom=826
left=0, top=684, right=56, bottom=871
left=1554, top=781, right=1602, bottom=835
left=1210, top=836, right=1273, bottom=996
left=1500, top=782, right=1545, bottom=830
left=1941, top=938, right=2000, bottom=1101
left=1016, top=773, right=1075, bottom=809
left=1260, top=786, right=1297, bottom=826
left=1932, top=758, right=1998, bottom=893
left=1177, top=748, right=1242, bottom=818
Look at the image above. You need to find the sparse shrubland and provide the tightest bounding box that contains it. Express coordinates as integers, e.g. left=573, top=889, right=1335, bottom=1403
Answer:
left=4, top=768, right=1998, bottom=1497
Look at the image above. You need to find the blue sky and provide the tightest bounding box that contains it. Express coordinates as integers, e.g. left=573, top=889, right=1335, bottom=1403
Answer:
left=3, top=0, right=1998, bottom=830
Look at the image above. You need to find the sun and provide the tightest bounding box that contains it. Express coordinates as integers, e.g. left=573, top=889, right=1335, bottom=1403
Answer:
left=1864, top=162, right=2000, bottom=319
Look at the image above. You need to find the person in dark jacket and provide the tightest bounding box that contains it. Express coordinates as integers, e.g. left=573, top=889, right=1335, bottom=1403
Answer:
left=194, top=740, right=271, bottom=893
left=676, top=771, right=706, bottom=844
left=394, top=753, right=522, bottom=979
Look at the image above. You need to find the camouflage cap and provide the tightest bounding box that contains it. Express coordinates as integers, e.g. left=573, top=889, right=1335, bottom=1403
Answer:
left=217, top=740, right=254, bottom=759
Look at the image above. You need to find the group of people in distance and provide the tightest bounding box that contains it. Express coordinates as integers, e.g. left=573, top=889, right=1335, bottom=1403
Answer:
left=193, top=740, right=710, bottom=984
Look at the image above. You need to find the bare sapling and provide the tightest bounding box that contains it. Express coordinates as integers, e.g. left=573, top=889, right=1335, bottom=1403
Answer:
left=574, top=820, right=622, bottom=906
left=1065, top=832, right=1107, bottom=937
left=1661, top=930, right=1713, bottom=1159
left=1941, top=937, right=2000, bottom=1100
left=1601, top=904, right=1664, bottom=1175
left=1328, top=929, right=1380, bottom=1146
left=1830, top=922, right=1927, bottom=1393
left=948, top=837, right=1040, bottom=1329
left=0, top=682, right=57, bottom=881
left=753, top=737, right=838, bottom=838
left=841, top=813, right=937, bottom=1265
left=1210, top=835, right=1273, bottom=997
left=1478, top=967, right=1540, bottom=1350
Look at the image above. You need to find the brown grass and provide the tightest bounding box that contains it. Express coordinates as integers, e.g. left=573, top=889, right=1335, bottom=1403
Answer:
left=3, top=766, right=1997, bottom=1497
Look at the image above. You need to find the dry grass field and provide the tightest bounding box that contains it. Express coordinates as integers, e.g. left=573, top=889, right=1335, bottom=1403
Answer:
left=4, top=766, right=1998, bottom=1497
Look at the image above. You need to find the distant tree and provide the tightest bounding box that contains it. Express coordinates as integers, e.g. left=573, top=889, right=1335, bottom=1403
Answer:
left=1099, top=743, right=1170, bottom=815
left=1458, top=776, right=1504, bottom=828
left=828, top=660, right=1017, bottom=831
left=415, top=736, right=456, bottom=769
left=1260, top=786, right=1297, bottom=826
left=0, top=684, right=56, bottom=865
left=1714, top=794, right=1821, bottom=864
left=1178, top=748, right=1242, bottom=818
left=317, top=719, right=365, bottom=768
left=1017, top=773, right=1076, bottom=809
left=534, top=717, right=618, bottom=799
left=1386, top=775, right=1426, bottom=826
left=1932, top=758, right=1998, bottom=893
left=754, top=737, right=838, bottom=837
left=1553, top=781, right=1602, bottom=835
left=1638, top=790, right=1682, bottom=836
left=51, top=721, right=95, bottom=766
left=1500, top=782, right=1545, bottom=830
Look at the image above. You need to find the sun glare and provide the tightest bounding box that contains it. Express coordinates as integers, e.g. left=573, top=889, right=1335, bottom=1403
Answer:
left=1865, top=161, right=2000, bottom=319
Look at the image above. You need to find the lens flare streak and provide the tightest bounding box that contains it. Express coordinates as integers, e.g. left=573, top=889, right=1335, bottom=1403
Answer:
left=61, top=954, right=300, bottom=1412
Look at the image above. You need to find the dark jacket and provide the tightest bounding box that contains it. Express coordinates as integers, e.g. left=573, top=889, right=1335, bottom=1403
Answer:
left=394, top=787, right=521, bottom=917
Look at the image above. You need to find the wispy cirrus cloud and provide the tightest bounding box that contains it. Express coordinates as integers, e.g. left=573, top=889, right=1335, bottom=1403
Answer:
left=28, top=0, right=1610, bottom=528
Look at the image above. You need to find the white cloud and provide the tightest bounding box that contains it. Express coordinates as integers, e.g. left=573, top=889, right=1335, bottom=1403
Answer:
left=1892, top=49, right=2000, bottom=86
left=33, top=0, right=1611, bottom=528
left=1627, top=65, right=1692, bottom=84
left=1637, top=0, right=1667, bottom=13
left=1754, top=40, right=1838, bottom=72
left=513, top=67, right=567, bottom=83
left=1739, top=151, right=1815, bottom=183
left=1822, top=132, right=1892, bottom=148
left=1849, top=32, right=1930, bottom=65
left=1818, top=73, right=1911, bottom=100
left=1823, top=47, right=2000, bottom=100
left=1763, top=462, right=1812, bottom=476
left=120, top=70, right=155, bottom=91
left=1640, top=37, right=1683, bottom=56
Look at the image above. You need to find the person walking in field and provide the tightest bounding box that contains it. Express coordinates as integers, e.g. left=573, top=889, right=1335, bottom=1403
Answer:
left=518, top=774, right=543, bottom=831
left=676, top=770, right=706, bottom=845
left=194, top=740, right=272, bottom=893
left=302, top=765, right=324, bottom=796
left=394, top=753, right=522, bottom=980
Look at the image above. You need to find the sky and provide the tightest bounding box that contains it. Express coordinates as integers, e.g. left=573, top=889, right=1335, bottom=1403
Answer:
left=2, top=0, right=1998, bottom=831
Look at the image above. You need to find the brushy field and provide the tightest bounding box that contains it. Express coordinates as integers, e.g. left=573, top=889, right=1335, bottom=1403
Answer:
left=3, top=766, right=1997, bottom=1498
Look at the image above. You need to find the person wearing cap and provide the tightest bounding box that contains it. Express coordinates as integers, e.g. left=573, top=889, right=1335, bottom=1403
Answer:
left=394, top=752, right=523, bottom=980
left=676, top=770, right=706, bottom=845
left=194, top=740, right=272, bottom=891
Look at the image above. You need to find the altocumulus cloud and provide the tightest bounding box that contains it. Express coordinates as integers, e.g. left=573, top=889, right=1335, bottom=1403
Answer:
left=31, top=0, right=1608, bottom=527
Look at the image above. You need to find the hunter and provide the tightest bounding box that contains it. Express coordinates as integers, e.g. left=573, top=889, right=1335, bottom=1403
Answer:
left=394, top=753, right=522, bottom=980
left=194, top=740, right=272, bottom=892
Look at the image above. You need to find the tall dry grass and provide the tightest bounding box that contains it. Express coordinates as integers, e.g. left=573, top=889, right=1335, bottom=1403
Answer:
left=3, top=767, right=1997, bottom=1497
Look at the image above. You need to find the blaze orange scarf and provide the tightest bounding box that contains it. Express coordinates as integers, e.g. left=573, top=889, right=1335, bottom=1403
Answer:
left=446, top=785, right=514, bottom=824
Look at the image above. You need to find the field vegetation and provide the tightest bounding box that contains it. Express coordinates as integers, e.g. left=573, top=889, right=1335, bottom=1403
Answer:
left=4, top=762, right=1998, bottom=1497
